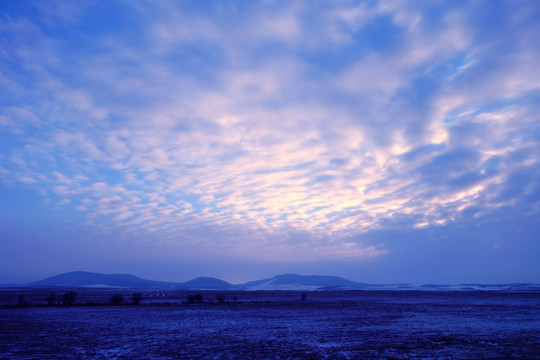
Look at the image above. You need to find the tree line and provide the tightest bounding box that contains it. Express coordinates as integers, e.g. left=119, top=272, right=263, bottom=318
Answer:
left=12, top=291, right=144, bottom=307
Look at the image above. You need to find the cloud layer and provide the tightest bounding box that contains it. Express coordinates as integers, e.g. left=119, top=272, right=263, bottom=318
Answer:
left=1, top=1, right=539, bottom=280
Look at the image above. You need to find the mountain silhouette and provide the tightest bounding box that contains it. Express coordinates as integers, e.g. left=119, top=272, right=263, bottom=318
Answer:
left=25, top=271, right=540, bottom=291
left=31, top=271, right=177, bottom=289
left=29, top=271, right=364, bottom=290
left=239, top=273, right=368, bottom=290
left=180, top=277, right=236, bottom=290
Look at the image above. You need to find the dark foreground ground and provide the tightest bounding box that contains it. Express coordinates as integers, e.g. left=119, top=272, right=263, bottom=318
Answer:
left=1, top=290, right=539, bottom=359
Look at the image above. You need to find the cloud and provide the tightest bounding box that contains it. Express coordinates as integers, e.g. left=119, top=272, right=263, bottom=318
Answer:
left=1, top=0, right=539, bottom=267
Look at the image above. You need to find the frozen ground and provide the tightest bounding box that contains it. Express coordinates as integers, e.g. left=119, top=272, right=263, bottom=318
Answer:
left=1, top=291, right=539, bottom=359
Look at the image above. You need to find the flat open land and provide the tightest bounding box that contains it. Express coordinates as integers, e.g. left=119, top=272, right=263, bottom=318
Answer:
left=1, top=290, right=539, bottom=359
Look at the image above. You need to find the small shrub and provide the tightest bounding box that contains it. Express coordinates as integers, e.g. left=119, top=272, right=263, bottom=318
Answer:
left=131, top=292, right=143, bottom=305
left=17, top=294, right=28, bottom=307
left=61, top=291, right=77, bottom=306
left=46, top=292, right=57, bottom=306
left=188, top=294, right=203, bottom=304
left=111, top=294, right=125, bottom=305
left=215, top=294, right=225, bottom=304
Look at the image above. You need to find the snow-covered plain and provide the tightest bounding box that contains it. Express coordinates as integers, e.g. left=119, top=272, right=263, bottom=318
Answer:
left=1, top=291, right=539, bottom=359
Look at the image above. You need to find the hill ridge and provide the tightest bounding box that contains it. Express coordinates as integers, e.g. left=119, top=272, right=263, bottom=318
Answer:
left=22, top=271, right=540, bottom=292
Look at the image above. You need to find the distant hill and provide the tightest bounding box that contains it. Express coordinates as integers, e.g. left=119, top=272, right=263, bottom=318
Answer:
left=419, top=283, right=540, bottom=291
left=31, top=271, right=178, bottom=289
left=30, top=272, right=235, bottom=290
left=180, top=277, right=236, bottom=290
left=29, top=272, right=369, bottom=290
left=23, top=271, right=540, bottom=292
left=239, top=274, right=370, bottom=291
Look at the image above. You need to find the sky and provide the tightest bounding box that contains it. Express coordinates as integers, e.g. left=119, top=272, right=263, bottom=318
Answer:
left=1, top=0, right=539, bottom=285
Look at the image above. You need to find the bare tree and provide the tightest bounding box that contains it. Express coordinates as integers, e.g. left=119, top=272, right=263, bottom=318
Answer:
left=17, top=294, right=28, bottom=307
left=61, top=291, right=77, bottom=306
left=131, top=292, right=143, bottom=305
left=215, top=294, right=226, bottom=304
left=188, top=294, right=203, bottom=304
left=111, top=294, right=125, bottom=305
left=46, top=292, right=57, bottom=306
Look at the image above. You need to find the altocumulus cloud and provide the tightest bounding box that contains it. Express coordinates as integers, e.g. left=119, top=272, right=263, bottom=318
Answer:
left=1, top=1, right=539, bottom=274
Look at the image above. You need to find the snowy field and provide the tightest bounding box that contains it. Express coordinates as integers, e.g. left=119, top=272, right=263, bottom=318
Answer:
left=1, top=291, right=539, bottom=359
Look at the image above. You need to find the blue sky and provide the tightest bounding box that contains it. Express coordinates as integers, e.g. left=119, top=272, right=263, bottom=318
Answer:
left=1, top=0, right=539, bottom=284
